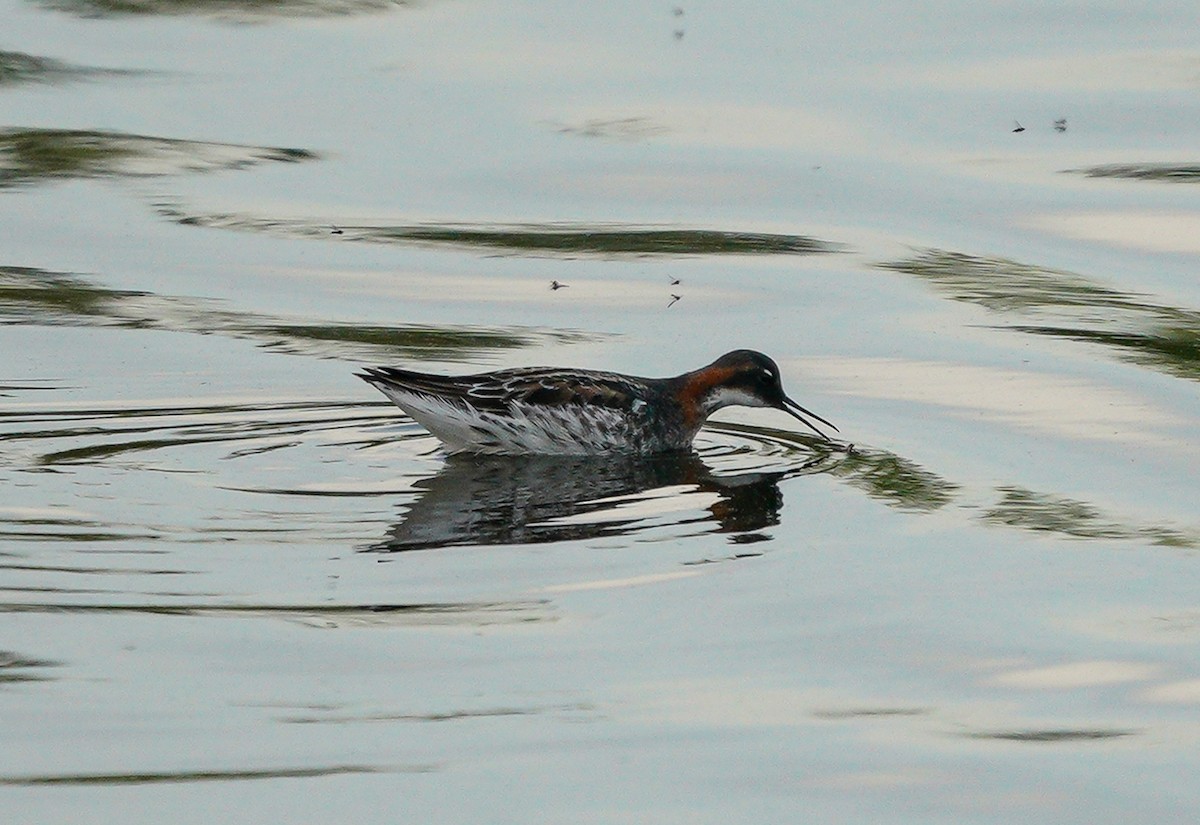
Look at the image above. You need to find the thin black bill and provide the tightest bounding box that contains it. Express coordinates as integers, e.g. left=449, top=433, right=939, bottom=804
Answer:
left=782, top=396, right=839, bottom=440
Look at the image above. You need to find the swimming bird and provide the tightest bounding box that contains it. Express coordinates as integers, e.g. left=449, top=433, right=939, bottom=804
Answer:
left=357, top=349, right=837, bottom=455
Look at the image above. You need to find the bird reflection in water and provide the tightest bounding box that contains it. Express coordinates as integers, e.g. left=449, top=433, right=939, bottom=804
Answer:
left=365, top=450, right=834, bottom=553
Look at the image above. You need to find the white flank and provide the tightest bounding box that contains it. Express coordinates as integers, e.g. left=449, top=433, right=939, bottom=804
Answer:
left=377, top=386, right=634, bottom=454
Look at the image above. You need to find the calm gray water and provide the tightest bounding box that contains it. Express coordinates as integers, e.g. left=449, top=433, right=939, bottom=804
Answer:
left=3, top=1, right=1200, bottom=822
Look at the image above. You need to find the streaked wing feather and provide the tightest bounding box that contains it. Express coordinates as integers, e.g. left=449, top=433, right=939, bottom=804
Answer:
left=360, top=366, right=643, bottom=414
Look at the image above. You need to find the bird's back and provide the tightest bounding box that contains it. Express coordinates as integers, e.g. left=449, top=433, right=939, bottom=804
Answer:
left=358, top=365, right=690, bottom=454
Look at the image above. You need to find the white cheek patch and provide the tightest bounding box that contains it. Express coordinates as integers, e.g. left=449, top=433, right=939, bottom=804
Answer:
left=705, top=385, right=769, bottom=411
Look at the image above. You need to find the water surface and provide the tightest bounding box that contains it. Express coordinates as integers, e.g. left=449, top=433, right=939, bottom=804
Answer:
left=3, top=1, right=1200, bottom=822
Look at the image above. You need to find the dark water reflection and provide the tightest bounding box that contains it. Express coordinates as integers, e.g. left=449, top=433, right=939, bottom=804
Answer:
left=0, top=764, right=426, bottom=786
left=1069, top=163, right=1200, bottom=183
left=0, top=128, right=316, bottom=189
left=0, top=266, right=586, bottom=362
left=30, top=0, right=410, bottom=20
left=882, top=249, right=1200, bottom=381
left=0, top=600, right=552, bottom=626
left=362, top=425, right=963, bottom=554
left=983, top=486, right=1198, bottom=547
left=367, top=448, right=834, bottom=553
left=0, top=650, right=61, bottom=683
left=963, top=728, right=1138, bottom=743
left=154, top=204, right=843, bottom=258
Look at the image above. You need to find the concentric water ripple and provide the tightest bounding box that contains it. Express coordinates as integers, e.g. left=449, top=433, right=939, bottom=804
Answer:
left=0, top=393, right=954, bottom=623
left=696, top=420, right=845, bottom=475
left=0, top=396, right=862, bottom=585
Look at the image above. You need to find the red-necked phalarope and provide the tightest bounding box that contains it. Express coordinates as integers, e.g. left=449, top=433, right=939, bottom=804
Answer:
left=357, top=349, right=837, bottom=455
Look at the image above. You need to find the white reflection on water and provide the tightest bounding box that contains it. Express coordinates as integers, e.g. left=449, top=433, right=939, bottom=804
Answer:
left=539, top=570, right=702, bottom=593
left=1140, top=680, right=1200, bottom=703
left=800, top=356, right=1187, bottom=448
left=286, top=265, right=745, bottom=308
left=1034, top=211, right=1200, bottom=255
left=986, top=660, right=1162, bottom=689
left=890, top=49, right=1200, bottom=92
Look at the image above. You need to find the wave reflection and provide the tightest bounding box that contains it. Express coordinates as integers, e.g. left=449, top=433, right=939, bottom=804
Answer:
left=152, top=205, right=842, bottom=258
left=880, top=248, right=1200, bottom=382
left=367, top=428, right=845, bottom=553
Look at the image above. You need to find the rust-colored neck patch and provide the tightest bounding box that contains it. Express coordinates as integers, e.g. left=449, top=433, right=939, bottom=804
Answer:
left=675, top=365, right=738, bottom=431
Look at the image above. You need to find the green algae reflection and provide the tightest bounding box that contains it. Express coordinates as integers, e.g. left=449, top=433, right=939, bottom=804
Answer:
left=1068, top=163, right=1200, bottom=183
left=0, top=651, right=61, bottom=684
left=0, top=266, right=592, bottom=361
left=155, top=204, right=841, bottom=258
left=881, top=249, right=1200, bottom=382
left=0, top=50, right=134, bottom=86
left=0, top=128, right=316, bottom=189
left=962, top=728, right=1137, bottom=743
left=365, top=225, right=836, bottom=257
left=828, top=445, right=957, bottom=512
left=984, top=486, right=1198, bottom=548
